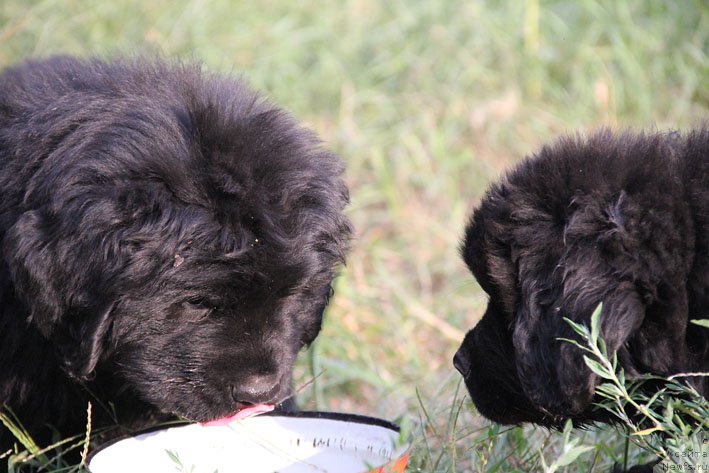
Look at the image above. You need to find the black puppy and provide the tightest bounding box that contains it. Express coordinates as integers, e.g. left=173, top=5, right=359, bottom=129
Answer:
left=454, top=128, right=709, bottom=427
left=0, top=56, right=351, bottom=449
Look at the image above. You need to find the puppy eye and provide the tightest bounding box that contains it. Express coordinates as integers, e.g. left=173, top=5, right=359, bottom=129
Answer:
left=185, top=297, right=208, bottom=308
left=180, top=298, right=217, bottom=318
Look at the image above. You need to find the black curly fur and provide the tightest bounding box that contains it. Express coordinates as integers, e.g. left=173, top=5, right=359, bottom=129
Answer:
left=455, top=128, right=709, bottom=428
left=0, top=56, right=352, bottom=449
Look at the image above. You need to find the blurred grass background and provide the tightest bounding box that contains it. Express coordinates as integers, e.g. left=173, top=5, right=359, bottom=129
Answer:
left=1, top=0, right=708, bottom=471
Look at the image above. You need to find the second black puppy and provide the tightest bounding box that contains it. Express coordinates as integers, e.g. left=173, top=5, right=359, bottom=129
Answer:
left=0, top=56, right=351, bottom=448
left=455, top=128, right=709, bottom=427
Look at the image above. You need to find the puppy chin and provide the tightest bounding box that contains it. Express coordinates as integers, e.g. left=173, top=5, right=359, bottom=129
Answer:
left=465, top=343, right=624, bottom=429
left=165, top=375, right=292, bottom=423
left=455, top=307, right=603, bottom=428
left=455, top=310, right=548, bottom=426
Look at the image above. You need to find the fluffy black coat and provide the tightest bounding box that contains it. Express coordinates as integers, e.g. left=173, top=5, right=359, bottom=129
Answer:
left=455, top=128, right=709, bottom=427
left=0, top=56, right=351, bottom=449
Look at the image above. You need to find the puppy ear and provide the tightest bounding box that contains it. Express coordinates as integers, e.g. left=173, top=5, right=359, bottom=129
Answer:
left=2, top=210, right=66, bottom=336
left=60, top=303, right=116, bottom=380
left=561, top=189, right=692, bottom=376
left=511, top=261, right=648, bottom=419
left=462, top=189, right=519, bottom=315
left=512, top=186, right=691, bottom=419
left=3, top=210, right=120, bottom=380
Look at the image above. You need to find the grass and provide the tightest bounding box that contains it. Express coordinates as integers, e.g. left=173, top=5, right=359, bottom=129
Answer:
left=1, top=0, right=708, bottom=471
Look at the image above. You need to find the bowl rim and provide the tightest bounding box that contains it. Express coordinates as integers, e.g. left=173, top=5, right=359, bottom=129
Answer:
left=87, top=410, right=402, bottom=470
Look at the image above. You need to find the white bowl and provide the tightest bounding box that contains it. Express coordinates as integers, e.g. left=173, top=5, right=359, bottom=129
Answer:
left=88, top=412, right=410, bottom=473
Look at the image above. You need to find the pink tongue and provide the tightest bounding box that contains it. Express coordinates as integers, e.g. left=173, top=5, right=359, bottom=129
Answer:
left=200, top=404, right=274, bottom=427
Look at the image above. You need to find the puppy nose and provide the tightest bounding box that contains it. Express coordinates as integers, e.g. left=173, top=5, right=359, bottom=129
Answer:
left=453, top=348, right=472, bottom=376
left=231, top=373, right=280, bottom=404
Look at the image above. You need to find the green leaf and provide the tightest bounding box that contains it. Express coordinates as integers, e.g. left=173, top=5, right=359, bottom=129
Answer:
left=631, top=426, right=664, bottom=436
left=554, top=445, right=595, bottom=467
left=690, top=319, right=709, bottom=328
left=562, top=419, right=573, bottom=445
left=598, top=337, right=609, bottom=358
left=583, top=355, right=613, bottom=380
left=590, top=302, right=603, bottom=346
left=556, top=337, right=587, bottom=351
left=563, top=317, right=587, bottom=337
left=166, top=449, right=181, bottom=465
left=595, top=383, right=623, bottom=398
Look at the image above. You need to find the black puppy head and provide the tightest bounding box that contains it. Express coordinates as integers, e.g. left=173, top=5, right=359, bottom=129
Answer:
left=2, top=59, right=351, bottom=421
left=455, top=130, right=695, bottom=427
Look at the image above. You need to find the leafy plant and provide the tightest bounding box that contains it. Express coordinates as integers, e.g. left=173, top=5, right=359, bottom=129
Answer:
left=561, top=304, right=709, bottom=471
left=537, top=420, right=594, bottom=473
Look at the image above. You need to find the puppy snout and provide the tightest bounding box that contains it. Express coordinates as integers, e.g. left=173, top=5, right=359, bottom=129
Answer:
left=453, top=348, right=472, bottom=377
left=231, top=373, right=280, bottom=404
